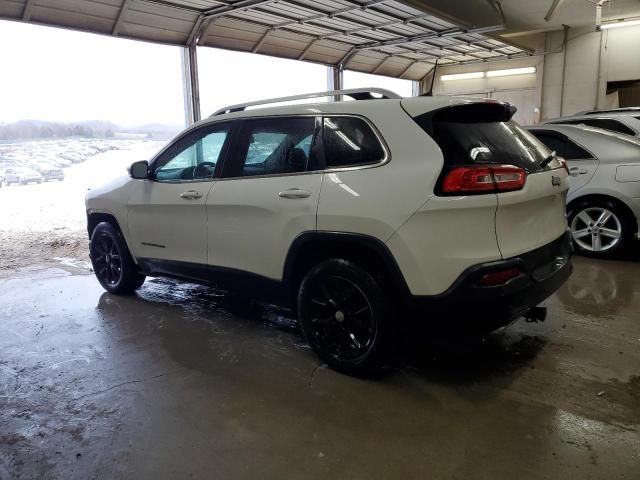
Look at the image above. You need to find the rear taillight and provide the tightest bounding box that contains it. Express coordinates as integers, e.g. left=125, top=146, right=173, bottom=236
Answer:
left=558, top=157, right=569, bottom=173
left=441, top=165, right=527, bottom=195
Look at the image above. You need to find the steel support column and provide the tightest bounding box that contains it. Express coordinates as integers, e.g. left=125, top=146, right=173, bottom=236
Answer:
left=327, top=65, right=344, bottom=101
left=181, top=44, right=201, bottom=125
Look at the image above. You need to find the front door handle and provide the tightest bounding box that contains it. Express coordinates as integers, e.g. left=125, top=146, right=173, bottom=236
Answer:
left=568, top=167, right=588, bottom=176
left=278, top=188, right=311, bottom=199
left=180, top=190, right=203, bottom=200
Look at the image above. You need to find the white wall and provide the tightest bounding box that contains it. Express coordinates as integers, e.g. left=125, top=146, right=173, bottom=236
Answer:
left=432, top=53, right=544, bottom=124
left=605, top=25, right=640, bottom=81
left=432, top=24, right=640, bottom=124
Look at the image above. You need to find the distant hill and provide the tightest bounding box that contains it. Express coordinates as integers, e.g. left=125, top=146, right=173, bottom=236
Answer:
left=0, top=120, right=181, bottom=141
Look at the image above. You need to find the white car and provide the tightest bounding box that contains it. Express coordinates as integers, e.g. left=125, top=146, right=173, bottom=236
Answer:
left=3, top=167, right=44, bottom=185
left=86, top=89, right=572, bottom=374
left=544, top=112, right=640, bottom=138
left=528, top=124, right=640, bottom=257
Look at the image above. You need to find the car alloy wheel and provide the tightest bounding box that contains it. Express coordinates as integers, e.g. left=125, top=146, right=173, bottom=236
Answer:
left=304, top=274, right=377, bottom=362
left=92, top=232, right=123, bottom=286
left=570, top=207, right=622, bottom=253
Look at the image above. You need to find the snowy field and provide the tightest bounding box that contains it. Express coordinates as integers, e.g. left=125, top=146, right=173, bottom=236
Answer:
left=0, top=139, right=165, bottom=231
left=0, top=139, right=166, bottom=276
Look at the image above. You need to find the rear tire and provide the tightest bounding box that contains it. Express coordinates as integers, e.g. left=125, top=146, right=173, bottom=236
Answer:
left=297, top=259, right=397, bottom=376
left=90, top=222, right=145, bottom=294
left=568, top=200, right=631, bottom=258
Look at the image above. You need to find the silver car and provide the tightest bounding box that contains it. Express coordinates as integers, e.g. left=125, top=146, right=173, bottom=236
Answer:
left=527, top=124, right=640, bottom=258
left=544, top=112, right=640, bottom=138
left=3, top=167, right=44, bottom=186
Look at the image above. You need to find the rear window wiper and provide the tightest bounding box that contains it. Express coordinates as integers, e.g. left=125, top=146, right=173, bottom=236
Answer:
left=539, top=150, right=556, bottom=169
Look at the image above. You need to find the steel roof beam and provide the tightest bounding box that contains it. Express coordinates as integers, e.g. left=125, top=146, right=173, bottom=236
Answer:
left=22, top=0, right=34, bottom=21
left=353, top=24, right=501, bottom=51
left=186, top=15, right=205, bottom=45
left=398, top=60, right=418, bottom=78
left=252, top=28, right=273, bottom=53
left=371, top=55, right=390, bottom=74
left=297, top=37, right=318, bottom=60
left=113, top=0, right=133, bottom=36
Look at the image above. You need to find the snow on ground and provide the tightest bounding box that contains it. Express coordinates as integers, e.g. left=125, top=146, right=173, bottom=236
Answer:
left=0, top=139, right=165, bottom=276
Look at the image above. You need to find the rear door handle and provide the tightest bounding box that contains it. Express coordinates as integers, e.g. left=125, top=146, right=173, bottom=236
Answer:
left=278, top=188, right=311, bottom=199
left=180, top=190, right=203, bottom=200
left=568, top=167, right=588, bottom=176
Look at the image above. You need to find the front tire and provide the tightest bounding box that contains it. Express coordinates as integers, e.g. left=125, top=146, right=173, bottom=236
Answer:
left=568, top=200, right=631, bottom=258
left=297, top=259, right=396, bottom=376
left=90, top=222, right=145, bottom=294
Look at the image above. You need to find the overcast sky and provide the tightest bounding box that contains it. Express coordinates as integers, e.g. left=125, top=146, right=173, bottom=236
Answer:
left=0, top=19, right=413, bottom=127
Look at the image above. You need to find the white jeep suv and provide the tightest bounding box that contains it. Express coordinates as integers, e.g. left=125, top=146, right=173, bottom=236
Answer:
left=86, top=88, right=572, bottom=375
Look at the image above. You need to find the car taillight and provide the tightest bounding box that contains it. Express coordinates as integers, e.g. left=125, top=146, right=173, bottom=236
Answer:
left=441, top=165, right=526, bottom=194
left=479, top=267, right=523, bottom=287
left=558, top=157, right=569, bottom=173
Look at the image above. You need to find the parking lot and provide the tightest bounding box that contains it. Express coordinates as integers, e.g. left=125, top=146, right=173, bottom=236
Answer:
left=1, top=255, right=638, bottom=479
left=0, top=139, right=164, bottom=276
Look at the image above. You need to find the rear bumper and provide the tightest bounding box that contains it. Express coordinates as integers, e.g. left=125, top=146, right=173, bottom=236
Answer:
left=409, top=232, right=573, bottom=334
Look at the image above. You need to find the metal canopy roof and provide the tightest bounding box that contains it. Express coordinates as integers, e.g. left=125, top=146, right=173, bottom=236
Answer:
left=0, top=0, right=532, bottom=80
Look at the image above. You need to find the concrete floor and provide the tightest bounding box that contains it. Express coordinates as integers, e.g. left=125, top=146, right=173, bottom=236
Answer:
left=0, top=257, right=638, bottom=480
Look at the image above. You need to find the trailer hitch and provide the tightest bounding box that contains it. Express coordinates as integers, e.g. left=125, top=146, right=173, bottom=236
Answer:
left=523, top=305, right=547, bottom=323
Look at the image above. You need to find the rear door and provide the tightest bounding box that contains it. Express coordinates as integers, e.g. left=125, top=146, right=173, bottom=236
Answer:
left=206, top=115, right=323, bottom=280
left=529, top=129, right=599, bottom=194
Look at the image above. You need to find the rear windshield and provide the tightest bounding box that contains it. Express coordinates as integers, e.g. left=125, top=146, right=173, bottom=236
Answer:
left=413, top=104, right=549, bottom=173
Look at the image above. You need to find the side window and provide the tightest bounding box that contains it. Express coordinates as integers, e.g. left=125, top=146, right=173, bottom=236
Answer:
left=323, top=117, right=385, bottom=168
left=531, top=132, right=593, bottom=160
left=153, top=123, right=230, bottom=182
left=582, top=118, right=636, bottom=136
left=223, top=117, right=318, bottom=178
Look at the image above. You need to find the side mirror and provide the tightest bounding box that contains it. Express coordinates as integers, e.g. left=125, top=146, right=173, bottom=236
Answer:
left=129, top=160, right=149, bottom=179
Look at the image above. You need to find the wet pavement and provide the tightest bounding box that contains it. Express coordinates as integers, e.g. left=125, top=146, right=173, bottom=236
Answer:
left=0, top=256, right=638, bottom=479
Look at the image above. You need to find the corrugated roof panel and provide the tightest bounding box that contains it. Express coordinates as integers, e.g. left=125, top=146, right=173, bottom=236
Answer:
left=0, top=0, right=25, bottom=19
left=29, top=0, right=119, bottom=34
left=0, top=0, right=531, bottom=79
left=165, top=0, right=225, bottom=8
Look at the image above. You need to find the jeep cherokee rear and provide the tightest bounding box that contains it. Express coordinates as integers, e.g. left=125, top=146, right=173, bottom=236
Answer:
left=86, top=88, right=572, bottom=375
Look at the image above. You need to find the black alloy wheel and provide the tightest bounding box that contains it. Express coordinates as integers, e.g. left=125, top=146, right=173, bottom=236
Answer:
left=92, top=231, right=123, bottom=287
left=90, top=222, right=145, bottom=294
left=298, top=259, right=396, bottom=376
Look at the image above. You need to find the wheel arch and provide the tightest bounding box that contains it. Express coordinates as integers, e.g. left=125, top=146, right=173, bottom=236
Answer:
left=86, top=211, right=138, bottom=262
left=283, top=232, right=411, bottom=304
left=87, top=211, right=124, bottom=239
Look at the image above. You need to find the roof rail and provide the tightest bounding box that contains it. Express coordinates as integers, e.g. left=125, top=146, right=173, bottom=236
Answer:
left=211, top=88, right=401, bottom=116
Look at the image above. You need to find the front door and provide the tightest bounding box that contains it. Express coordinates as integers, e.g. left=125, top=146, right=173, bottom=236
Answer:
left=531, top=130, right=599, bottom=194
left=127, top=122, right=232, bottom=265
left=207, top=116, right=323, bottom=280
